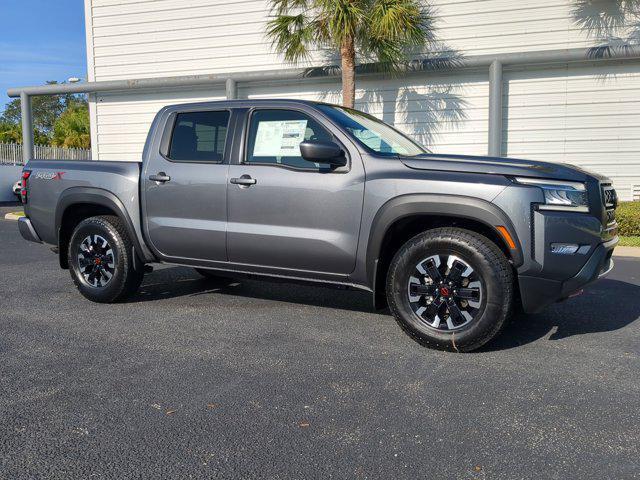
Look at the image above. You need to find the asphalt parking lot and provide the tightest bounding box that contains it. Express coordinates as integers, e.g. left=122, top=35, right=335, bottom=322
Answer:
left=1, top=210, right=639, bottom=479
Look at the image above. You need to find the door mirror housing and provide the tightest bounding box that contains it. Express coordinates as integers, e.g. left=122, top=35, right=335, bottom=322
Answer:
left=299, top=140, right=347, bottom=167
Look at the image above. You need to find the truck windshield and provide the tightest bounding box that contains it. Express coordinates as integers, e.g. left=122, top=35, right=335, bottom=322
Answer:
left=317, top=104, right=426, bottom=156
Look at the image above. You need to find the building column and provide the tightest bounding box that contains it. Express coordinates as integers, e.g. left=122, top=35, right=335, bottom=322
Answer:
left=20, top=92, right=34, bottom=164
left=225, top=78, right=237, bottom=100
left=488, top=60, right=503, bottom=157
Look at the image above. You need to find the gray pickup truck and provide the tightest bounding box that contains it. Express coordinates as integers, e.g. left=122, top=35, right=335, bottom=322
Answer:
left=18, top=99, right=618, bottom=351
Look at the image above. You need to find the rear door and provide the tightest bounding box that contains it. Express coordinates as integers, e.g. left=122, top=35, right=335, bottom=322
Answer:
left=226, top=107, right=365, bottom=275
left=142, top=108, right=232, bottom=262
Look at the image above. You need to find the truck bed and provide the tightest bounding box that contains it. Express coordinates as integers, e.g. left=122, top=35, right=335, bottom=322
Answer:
left=24, top=160, right=142, bottom=247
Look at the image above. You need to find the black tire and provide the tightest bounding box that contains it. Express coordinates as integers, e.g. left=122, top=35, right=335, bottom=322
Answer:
left=68, top=215, right=144, bottom=303
left=386, top=227, right=514, bottom=352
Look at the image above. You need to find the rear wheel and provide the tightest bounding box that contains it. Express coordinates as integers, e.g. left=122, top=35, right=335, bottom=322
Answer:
left=68, top=215, right=144, bottom=303
left=386, top=227, right=514, bottom=352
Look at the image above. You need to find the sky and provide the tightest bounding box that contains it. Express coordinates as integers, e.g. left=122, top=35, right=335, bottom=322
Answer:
left=0, top=0, right=87, bottom=113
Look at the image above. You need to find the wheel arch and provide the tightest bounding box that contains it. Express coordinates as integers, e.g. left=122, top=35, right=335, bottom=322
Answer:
left=367, top=194, right=522, bottom=308
left=56, top=187, right=151, bottom=269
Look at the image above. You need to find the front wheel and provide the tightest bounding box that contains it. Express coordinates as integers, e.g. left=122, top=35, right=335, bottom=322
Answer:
left=386, top=227, right=514, bottom=352
left=68, top=215, right=144, bottom=303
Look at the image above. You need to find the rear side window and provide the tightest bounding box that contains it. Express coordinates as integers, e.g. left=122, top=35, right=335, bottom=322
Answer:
left=245, top=109, right=334, bottom=170
left=168, top=110, right=230, bottom=162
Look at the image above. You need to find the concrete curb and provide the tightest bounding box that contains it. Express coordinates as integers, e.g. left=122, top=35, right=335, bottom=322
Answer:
left=4, top=212, right=24, bottom=221
left=614, top=246, right=640, bottom=258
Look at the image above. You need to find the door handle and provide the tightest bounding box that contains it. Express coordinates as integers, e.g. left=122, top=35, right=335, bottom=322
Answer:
left=230, top=175, right=257, bottom=186
left=149, top=172, right=171, bottom=183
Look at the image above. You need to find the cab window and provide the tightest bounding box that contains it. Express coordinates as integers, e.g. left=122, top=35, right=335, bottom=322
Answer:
left=168, top=110, right=230, bottom=162
left=245, top=109, right=334, bottom=170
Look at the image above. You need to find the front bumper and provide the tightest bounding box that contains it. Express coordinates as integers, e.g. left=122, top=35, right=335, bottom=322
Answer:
left=518, top=236, right=617, bottom=313
left=18, top=217, right=42, bottom=243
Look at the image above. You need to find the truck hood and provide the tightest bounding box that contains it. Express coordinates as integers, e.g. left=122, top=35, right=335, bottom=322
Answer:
left=400, top=153, right=606, bottom=182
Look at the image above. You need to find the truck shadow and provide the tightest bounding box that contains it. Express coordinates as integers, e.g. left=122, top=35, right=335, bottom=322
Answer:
left=132, top=268, right=640, bottom=349
left=484, top=278, right=640, bottom=351
left=132, top=266, right=375, bottom=314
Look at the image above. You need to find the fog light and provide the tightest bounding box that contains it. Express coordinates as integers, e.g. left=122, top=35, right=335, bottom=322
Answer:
left=550, top=243, right=579, bottom=255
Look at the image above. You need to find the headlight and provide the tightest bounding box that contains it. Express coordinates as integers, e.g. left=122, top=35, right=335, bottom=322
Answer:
left=515, top=177, right=588, bottom=212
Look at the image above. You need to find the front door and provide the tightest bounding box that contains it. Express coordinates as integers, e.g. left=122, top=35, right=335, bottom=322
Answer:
left=143, top=109, right=231, bottom=262
left=227, top=108, right=365, bottom=275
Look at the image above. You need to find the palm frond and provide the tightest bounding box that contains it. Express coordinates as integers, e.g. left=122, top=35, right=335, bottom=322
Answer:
left=363, top=0, right=436, bottom=69
left=315, top=0, right=365, bottom=42
left=361, top=37, right=405, bottom=70
left=266, top=14, right=315, bottom=62
left=369, top=0, right=435, bottom=42
left=269, top=0, right=310, bottom=16
left=310, top=15, right=333, bottom=46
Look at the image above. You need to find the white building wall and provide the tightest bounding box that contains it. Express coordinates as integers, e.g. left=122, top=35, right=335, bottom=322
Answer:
left=92, top=88, right=227, bottom=158
left=503, top=64, right=640, bottom=200
left=85, top=0, right=640, bottom=200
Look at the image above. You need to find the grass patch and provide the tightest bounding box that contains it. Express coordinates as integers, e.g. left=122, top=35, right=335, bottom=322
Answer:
left=617, top=202, right=640, bottom=236
left=619, top=236, right=640, bottom=247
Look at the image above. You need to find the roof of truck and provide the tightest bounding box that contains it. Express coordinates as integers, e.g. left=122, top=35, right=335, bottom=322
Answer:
left=163, top=98, right=339, bottom=110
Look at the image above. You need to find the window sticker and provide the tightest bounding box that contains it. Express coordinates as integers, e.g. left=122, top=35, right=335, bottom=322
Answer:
left=253, top=120, right=308, bottom=157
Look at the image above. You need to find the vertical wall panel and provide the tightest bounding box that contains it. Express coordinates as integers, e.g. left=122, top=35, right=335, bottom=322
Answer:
left=504, top=64, right=640, bottom=200
left=95, top=87, right=226, bottom=161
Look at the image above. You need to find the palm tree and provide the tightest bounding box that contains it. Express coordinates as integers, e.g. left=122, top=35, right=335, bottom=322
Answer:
left=266, top=0, right=436, bottom=108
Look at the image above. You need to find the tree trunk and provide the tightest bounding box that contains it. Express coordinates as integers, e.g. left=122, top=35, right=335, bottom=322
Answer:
left=340, top=35, right=356, bottom=108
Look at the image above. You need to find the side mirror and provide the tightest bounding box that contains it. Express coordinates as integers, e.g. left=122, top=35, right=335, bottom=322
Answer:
left=299, top=140, right=347, bottom=167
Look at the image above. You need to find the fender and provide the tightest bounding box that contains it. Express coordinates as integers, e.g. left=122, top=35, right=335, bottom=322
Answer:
left=366, top=193, right=524, bottom=288
left=55, top=187, right=156, bottom=266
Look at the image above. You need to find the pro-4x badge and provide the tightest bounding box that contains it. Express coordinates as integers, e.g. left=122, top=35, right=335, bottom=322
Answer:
left=34, top=171, right=65, bottom=180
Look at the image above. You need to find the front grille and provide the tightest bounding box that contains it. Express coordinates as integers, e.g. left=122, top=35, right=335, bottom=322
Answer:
left=602, top=185, right=618, bottom=209
left=601, top=184, right=618, bottom=230
left=606, top=209, right=616, bottom=224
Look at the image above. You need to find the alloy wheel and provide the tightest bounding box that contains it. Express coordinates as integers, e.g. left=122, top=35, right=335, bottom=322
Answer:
left=407, top=254, right=483, bottom=331
left=77, top=234, right=116, bottom=288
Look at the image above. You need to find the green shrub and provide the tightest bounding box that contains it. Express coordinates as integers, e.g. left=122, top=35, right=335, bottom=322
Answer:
left=620, top=236, right=640, bottom=247
left=617, top=201, right=640, bottom=236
